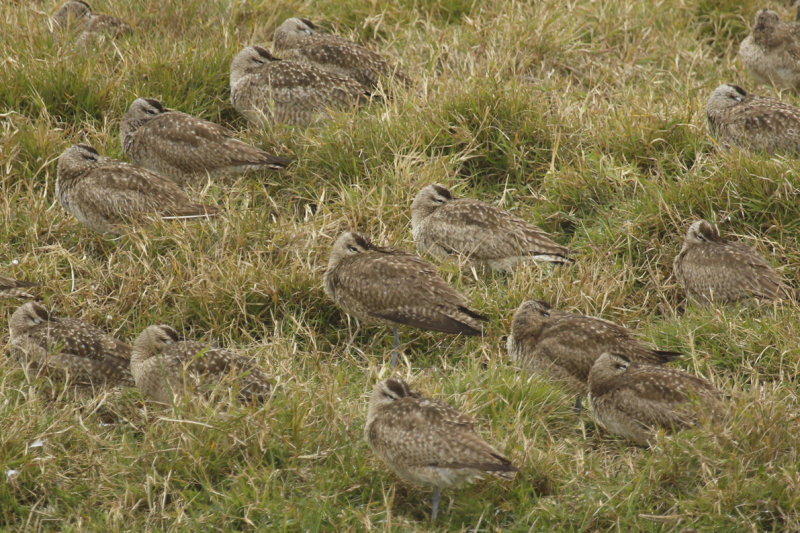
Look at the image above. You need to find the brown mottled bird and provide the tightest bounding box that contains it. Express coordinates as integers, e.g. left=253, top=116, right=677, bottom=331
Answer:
left=0, top=275, right=37, bottom=299
left=56, top=144, right=219, bottom=235
left=52, top=1, right=132, bottom=45
left=130, top=324, right=272, bottom=404
left=738, top=9, right=800, bottom=90
left=273, top=17, right=411, bottom=90
left=323, top=231, right=487, bottom=366
left=9, top=301, right=133, bottom=385
left=587, top=352, right=723, bottom=446
left=411, top=184, right=571, bottom=274
left=120, top=97, right=290, bottom=187
left=706, top=84, right=800, bottom=153
left=230, top=45, right=374, bottom=126
left=365, top=379, right=517, bottom=520
left=673, top=220, right=792, bottom=305
left=507, top=300, right=679, bottom=409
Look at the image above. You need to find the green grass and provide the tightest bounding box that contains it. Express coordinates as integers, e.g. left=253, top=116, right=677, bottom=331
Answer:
left=2, top=0, right=800, bottom=530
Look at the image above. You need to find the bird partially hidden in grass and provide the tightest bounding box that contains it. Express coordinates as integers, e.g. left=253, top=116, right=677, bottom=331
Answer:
left=673, top=219, right=793, bottom=305
left=130, top=324, right=272, bottom=405
left=0, top=275, right=37, bottom=299
left=587, top=352, right=723, bottom=446
left=120, top=97, right=290, bottom=187
left=365, top=379, right=517, bottom=520
left=272, top=17, right=411, bottom=90
left=705, top=84, right=800, bottom=153
left=323, top=231, right=487, bottom=366
left=9, top=301, right=133, bottom=386
left=738, top=9, right=800, bottom=90
left=506, top=300, right=680, bottom=411
left=56, top=144, right=219, bottom=235
left=52, top=1, right=132, bottom=46
left=411, top=184, right=572, bottom=274
left=230, top=45, right=375, bottom=126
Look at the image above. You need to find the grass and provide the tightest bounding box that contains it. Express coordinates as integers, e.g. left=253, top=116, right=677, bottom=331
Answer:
left=2, top=0, right=800, bottom=530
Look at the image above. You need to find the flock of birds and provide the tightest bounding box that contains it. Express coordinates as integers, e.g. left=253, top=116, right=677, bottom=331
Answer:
left=3, top=0, right=800, bottom=521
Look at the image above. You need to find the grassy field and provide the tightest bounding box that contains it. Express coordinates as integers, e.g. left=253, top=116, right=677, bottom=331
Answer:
left=2, top=0, right=800, bottom=530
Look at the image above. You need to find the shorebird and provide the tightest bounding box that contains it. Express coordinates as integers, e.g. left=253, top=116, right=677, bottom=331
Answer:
left=411, top=184, right=571, bottom=274
left=738, top=9, right=800, bottom=90
left=273, top=17, right=411, bottom=90
left=706, top=84, right=800, bottom=153
left=9, top=301, right=133, bottom=385
left=323, top=231, right=487, bottom=366
left=56, top=143, right=219, bottom=235
left=230, top=45, right=374, bottom=126
left=120, top=97, right=290, bottom=187
left=587, top=352, right=723, bottom=446
left=507, top=300, right=679, bottom=410
left=130, top=324, right=272, bottom=404
left=673, top=220, right=792, bottom=305
left=365, top=379, right=517, bottom=520
left=0, top=275, right=37, bottom=299
left=52, top=1, right=131, bottom=45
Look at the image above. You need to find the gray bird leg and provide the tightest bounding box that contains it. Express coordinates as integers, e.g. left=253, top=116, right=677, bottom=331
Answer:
left=390, top=327, right=400, bottom=367
left=573, top=395, right=584, bottom=413
left=430, top=486, right=441, bottom=521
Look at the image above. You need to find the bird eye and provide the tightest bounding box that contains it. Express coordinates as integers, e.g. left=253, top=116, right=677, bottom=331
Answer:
left=382, top=392, right=395, bottom=400
left=145, top=108, right=157, bottom=115
left=348, top=245, right=359, bottom=252
left=33, top=317, right=43, bottom=325
left=614, top=363, right=626, bottom=370
left=252, top=58, right=264, bottom=65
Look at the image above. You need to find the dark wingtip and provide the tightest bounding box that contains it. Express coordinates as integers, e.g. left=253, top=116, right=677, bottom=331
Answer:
left=654, top=350, right=682, bottom=363
left=460, top=306, right=489, bottom=324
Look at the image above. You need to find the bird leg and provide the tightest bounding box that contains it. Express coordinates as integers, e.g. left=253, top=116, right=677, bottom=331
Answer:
left=430, top=486, right=441, bottom=521
left=573, top=395, right=585, bottom=413
left=390, top=327, right=400, bottom=367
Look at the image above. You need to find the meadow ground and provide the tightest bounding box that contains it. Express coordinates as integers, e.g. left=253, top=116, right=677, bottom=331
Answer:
left=1, top=0, right=800, bottom=530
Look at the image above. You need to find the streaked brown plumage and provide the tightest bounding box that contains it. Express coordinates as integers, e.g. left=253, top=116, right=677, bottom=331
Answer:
left=56, top=144, right=219, bottom=235
left=411, top=184, right=571, bottom=273
left=323, top=231, right=487, bottom=343
left=273, top=17, right=411, bottom=89
left=52, top=1, right=132, bottom=45
left=673, top=220, right=791, bottom=305
left=120, top=97, right=290, bottom=186
left=130, top=325, right=272, bottom=404
left=230, top=45, right=373, bottom=126
left=588, top=352, right=723, bottom=446
left=365, top=379, right=517, bottom=520
left=506, top=300, right=679, bottom=398
left=738, top=9, right=800, bottom=89
left=8, top=301, right=133, bottom=385
left=0, top=275, right=37, bottom=299
left=706, top=84, right=800, bottom=153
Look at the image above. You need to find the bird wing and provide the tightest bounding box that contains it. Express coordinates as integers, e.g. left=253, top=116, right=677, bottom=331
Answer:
left=290, top=40, right=389, bottom=87
left=76, top=162, right=217, bottom=220
left=678, top=242, right=785, bottom=300
left=429, top=201, right=569, bottom=261
left=142, top=113, right=289, bottom=170
left=258, top=61, right=371, bottom=104
left=332, top=251, right=485, bottom=334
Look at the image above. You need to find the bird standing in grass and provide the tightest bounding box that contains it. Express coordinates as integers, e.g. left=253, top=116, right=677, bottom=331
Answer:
left=738, top=9, right=800, bottom=90
left=230, top=45, right=374, bottom=126
left=411, top=184, right=571, bottom=274
left=131, top=324, right=272, bottom=404
left=365, top=379, right=517, bottom=520
left=587, top=352, right=723, bottom=446
left=56, top=144, right=219, bottom=235
left=673, top=220, right=791, bottom=305
left=705, top=84, right=800, bottom=153
left=323, top=231, right=487, bottom=366
left=0, top=275, right=37, bottom=299
left=9, top=301, right=133, bottom=386
left=273, top=17, right=411, bottom=90
left=507, top=300, right=679, bottom=410
left=120, top=97, right=290, bottom=187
